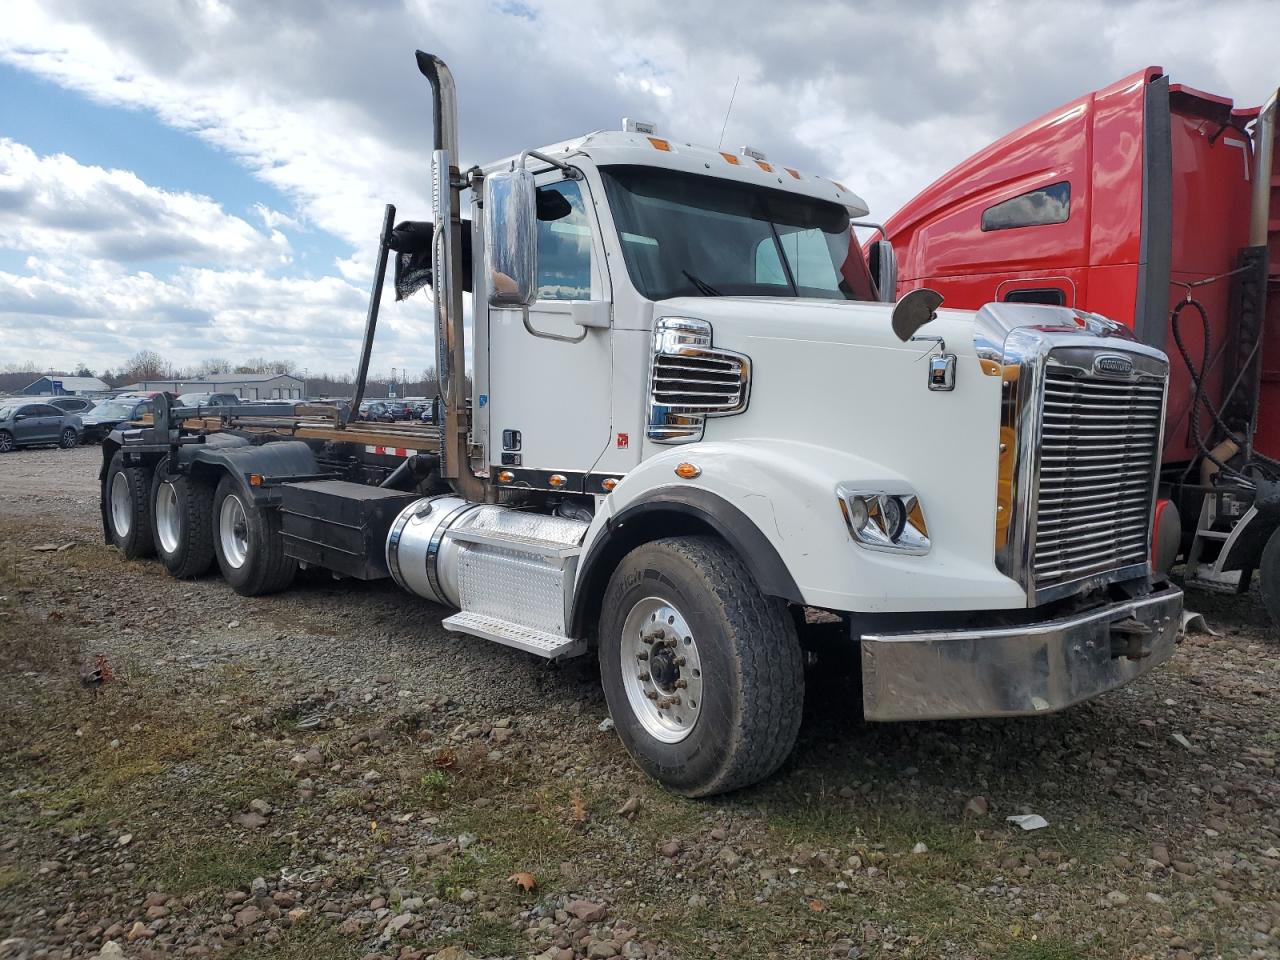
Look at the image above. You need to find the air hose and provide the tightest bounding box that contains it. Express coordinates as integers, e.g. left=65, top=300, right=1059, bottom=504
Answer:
left=1170, top=295, right=1280, bottom=485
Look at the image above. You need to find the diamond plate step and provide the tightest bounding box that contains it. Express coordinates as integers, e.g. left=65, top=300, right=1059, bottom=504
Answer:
left=442, top=611, right=586, bottom=660
left=446, top=527, right=583, bottom=560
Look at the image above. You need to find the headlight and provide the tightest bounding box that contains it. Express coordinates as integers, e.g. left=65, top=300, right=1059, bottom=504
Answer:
left=836, top=485, right=930, bottom=555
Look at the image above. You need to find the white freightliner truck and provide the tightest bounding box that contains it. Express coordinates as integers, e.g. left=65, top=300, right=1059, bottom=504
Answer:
left=98, top=52, right=1183, bottom=796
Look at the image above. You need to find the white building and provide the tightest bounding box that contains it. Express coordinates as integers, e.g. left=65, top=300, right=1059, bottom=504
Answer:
left=119, top=373, right=306, bottom=400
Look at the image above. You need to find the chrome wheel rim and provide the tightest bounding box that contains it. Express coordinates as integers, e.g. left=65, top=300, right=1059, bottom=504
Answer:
left=0, top=433, right=11, bottom=452
left=156, top=481, right=180, bottom=554
left=110, top=472, right=132, bottom=537
left=620, top=596, right=704, bottom=744
left=60, top=429, right=76, bottom=448
left=219, top=493, right=249, bottom=569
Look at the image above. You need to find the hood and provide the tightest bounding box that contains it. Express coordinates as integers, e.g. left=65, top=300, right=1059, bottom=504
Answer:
left=652, top=296, right=980, bottom=359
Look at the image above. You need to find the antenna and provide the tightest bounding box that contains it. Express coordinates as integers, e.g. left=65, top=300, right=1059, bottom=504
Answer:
left=717, top=75, right=740, bottom=151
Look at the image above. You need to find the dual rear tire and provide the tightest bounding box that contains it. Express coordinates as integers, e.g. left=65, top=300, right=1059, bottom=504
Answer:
left=105, top=454, right=294, bottom=595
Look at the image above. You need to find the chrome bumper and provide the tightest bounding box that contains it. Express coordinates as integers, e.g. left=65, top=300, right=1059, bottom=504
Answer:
left=860, top=584, right=1182, bottom=722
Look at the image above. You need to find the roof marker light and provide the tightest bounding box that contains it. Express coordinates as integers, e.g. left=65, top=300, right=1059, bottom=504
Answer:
left=785, top=167, right=802, bottom=180
left=833, top=180, right=849, bottom=192
left=754, top=160, right=773, bottom=172
left=647, top=137, right=671, bottom=152
left=720, top=151, right=741, bottom=165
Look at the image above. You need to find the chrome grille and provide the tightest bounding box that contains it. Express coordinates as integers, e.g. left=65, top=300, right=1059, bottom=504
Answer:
left=651, top=352, right=748, bottom=411
left=1032, top=365, right=1165, bottom=592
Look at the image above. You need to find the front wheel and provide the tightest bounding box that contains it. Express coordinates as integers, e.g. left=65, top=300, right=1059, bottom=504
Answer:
left=212, top=475, right=296, bottom=596
left=1259, top=526, right=1280, bottom=630
left=598, top=536, right=804, bottom=797
left=59, top=428, right=78, bottom=449
left=0, top=431, right=13, bottom=453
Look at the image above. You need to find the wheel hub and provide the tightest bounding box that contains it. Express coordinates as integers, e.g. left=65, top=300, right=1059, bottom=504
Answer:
left=620, top=597, right=704, bottom=744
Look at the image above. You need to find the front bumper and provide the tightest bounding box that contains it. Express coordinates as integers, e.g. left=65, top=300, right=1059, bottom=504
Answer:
left=860, top=583, right=1182, bottom=721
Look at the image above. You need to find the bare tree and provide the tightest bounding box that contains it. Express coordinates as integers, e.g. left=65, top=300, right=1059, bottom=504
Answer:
left=121, top=350, right=174, bottom=383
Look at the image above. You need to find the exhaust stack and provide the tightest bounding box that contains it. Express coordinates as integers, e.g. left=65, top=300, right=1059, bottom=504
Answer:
left=415, top=51, right=487, bottom=502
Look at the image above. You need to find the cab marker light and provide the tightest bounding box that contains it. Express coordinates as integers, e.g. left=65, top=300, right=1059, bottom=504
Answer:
left=785, top=167, right=802, bottom=179
left=674, top=463, right=701, bottom=479
left=548, top=473, right=568, bottom=488
left=601, top=478, right=619, bottom=492
left=755, top=160, right=773, bottom=172
left=647, top=137, right=671, bottom=152
left=720, top=152, right=741, bottom=165
left=497, top=470, right=515, bottom=483
left=249, top=473, right=264, bottom=487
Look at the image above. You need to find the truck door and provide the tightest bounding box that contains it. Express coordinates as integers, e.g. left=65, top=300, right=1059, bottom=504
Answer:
left=486, top=174, right=613, bottom=484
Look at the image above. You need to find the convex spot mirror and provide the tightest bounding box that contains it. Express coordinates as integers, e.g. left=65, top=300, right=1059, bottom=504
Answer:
left=484, top=167, right=538, bottom=307
left=891, top=288, right=945, bottom=342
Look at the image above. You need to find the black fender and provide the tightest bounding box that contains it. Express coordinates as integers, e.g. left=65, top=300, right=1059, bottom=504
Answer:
left=185, top=440, right=318, bottom=506
left=569, top=486, right=803, bottom=638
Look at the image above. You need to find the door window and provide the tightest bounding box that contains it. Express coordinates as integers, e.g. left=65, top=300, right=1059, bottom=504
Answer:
left=36, top=405, right=62, bottom=416
left=536, top=181, right=595, bottom=300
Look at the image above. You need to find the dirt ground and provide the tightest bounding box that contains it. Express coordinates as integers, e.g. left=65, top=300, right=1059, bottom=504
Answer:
left=1, top=445, right=1277, bottom=960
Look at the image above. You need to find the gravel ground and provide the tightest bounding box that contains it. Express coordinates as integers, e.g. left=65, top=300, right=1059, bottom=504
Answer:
left=1, top=445, right=1277, bottom=960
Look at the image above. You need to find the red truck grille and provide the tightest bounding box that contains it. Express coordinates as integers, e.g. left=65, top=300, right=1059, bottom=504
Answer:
left=1031, top=366, right=1165, bottom=593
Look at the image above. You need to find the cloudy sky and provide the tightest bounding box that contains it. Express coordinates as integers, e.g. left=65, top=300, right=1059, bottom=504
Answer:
left=1, top=0, right=1277, bottom=379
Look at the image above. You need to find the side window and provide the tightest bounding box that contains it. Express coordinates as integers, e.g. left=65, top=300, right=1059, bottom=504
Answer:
left=981, top=182, right=1071, bottom=231
left=1004, top=287, right=1066, bottom=306
left=535, top=181, right=594, bottom=300
left=17, top=406, right=37, bottom=418
left=779, top=228, right=843, bottom=293
left=136, top=401, right=152, bottom=417
left=37, top=404, right=62, bottom=416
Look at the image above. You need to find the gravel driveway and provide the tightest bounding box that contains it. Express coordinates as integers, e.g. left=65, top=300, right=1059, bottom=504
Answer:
left=1, top=445, right=1277, bottom=960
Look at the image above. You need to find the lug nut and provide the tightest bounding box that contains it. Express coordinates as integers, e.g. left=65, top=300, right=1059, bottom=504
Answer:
left=637, top=672, right=650, bottom=682
left=636, top=651, right=649, bottom=661
left=674, top=679, right=687, bottom=689
left=663, top=637, right=678, bottom=648
left=674, top=656, right=686, bottom=666
left=644, top=690, right=658, bottom=700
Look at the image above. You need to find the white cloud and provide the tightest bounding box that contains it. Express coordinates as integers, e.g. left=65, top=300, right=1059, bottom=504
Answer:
left=0, top=139, right=289, bottom=267
left=1, top=0, right=1278, bottom=376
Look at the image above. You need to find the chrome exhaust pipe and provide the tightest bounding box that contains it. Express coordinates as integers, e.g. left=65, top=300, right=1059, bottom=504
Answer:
left=415, top=51, right=487, bottom=502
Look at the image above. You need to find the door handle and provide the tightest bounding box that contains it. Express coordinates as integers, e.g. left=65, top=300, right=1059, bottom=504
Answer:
left=521, top=305, right=588, bottom=343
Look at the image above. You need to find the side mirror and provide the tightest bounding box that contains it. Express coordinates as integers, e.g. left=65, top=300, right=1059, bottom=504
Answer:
left=872, top=239, right=897, bottom=303
left=891, top=288, right=945, bottom=342
left=13, top=413, right=26, bottom=421
left=483, top=167, right=538, bottom=307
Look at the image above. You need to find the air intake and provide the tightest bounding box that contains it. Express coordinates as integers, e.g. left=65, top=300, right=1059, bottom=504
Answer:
left=647, top=317, right=751, bottom=444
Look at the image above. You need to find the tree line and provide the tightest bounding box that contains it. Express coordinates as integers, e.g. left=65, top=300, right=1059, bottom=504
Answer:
left=0, top=351, right=444, bottom=400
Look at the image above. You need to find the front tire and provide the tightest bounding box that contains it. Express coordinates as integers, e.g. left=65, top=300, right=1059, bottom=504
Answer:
left=0, top=431, right=13, bottom=453
left=59, top=428, right=78, bottom=449
left=105, top=451, right=155, bottom=558
left=212, top=474, right=296, bottom=596
left=152, top=462, right=216, bottom=578
left=1260, top=526, right=1280, bottom=629
left=599, top=536, right=804, bottom=796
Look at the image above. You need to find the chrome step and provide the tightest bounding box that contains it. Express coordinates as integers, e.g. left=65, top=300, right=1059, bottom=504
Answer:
left=442, top=611, right=586, bottom=659
left=447, top=527, right=583, bottom=561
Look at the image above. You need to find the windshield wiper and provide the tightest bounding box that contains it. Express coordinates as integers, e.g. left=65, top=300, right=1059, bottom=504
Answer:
left=682, top=270, right=722, bottom=297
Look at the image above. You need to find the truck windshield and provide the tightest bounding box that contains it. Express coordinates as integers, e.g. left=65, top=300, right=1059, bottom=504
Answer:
left=599, top=165, right=870, bottom=302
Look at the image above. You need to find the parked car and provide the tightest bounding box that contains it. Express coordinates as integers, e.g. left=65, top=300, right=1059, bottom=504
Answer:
left=384, top=401, right=413, bottom=421
left=176, top=392, right=240, bottom=408
left=356, top=401, right=395, bottom=423
left=0, top=402, right=82, bottom=451
left=46, top=396, right=97, bottom=414
left=80, top=397, right=155, bottom=443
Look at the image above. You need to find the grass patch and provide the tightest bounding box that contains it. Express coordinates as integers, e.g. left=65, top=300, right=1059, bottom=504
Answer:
left=996, top=937, right=1086, bottom=960
left=151, top=835, right=291, bottom=896
left=225, top=918, right=362, bottom=960
left=0, top=864, right=26, bottom=890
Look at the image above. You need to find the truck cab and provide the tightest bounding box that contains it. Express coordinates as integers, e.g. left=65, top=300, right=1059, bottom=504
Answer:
left=97, top=52, right=1183, bottom=796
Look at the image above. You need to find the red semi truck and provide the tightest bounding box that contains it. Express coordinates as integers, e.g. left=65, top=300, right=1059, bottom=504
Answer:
left=869, top=67, right=1280, bottom=621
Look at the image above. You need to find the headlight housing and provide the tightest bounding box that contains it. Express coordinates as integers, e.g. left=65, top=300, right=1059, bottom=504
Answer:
left=836, top=485, right=930, bottom=555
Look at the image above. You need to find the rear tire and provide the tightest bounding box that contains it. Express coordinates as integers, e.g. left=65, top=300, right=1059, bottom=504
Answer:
left=59, top=428, right=78, bottom=449
left=212, top=474, right=296, bottom=596
left=598, top=536, right=804, bottom=797
left=152, top=461, right=216, bottom=578
left=1259, top=526, right=1280, bottom=629
left=105, top=451, right=156, bottom=558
